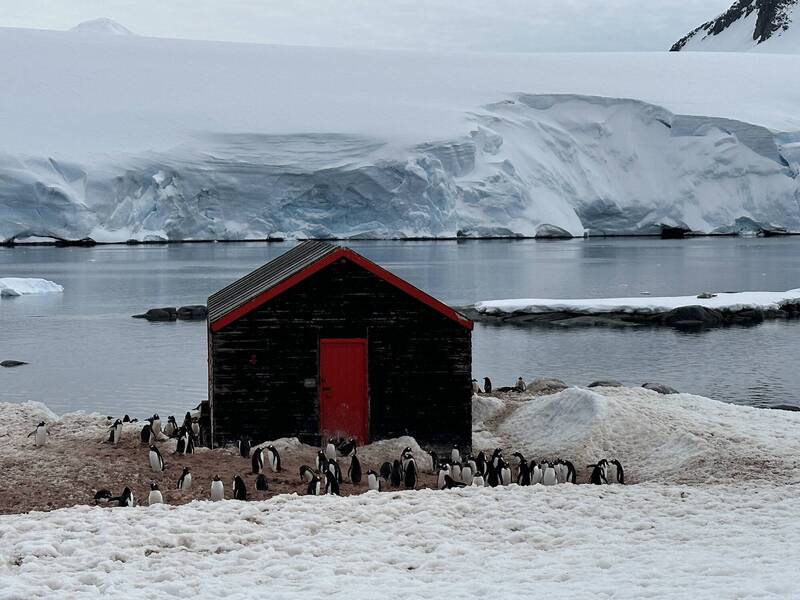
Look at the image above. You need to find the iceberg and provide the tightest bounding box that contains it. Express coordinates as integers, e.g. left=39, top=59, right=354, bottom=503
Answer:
left=0, top=278, right=64, bottom=297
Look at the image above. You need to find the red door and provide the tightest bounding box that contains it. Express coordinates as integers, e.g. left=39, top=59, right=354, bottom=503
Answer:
left=319, top=338, right=369, bottom=442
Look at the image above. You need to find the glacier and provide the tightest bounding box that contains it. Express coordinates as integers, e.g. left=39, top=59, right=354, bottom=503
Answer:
left=1, top=27, right=799, bottom=241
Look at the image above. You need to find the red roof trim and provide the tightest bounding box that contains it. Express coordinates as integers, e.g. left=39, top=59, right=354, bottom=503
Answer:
left=210, top=247, right=473, bottom=332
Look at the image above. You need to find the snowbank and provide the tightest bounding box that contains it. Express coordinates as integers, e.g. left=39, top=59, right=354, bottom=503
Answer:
left=1, top=483, right=798, bottom=599
left=475, top=288, right=800, bottom=316
left=498, top=387, right=800, bottom=483
left=0, top=278, right=64, bottom=297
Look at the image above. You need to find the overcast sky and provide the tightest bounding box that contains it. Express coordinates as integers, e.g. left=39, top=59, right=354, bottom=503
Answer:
left=0, top=0, right=733, bottom=52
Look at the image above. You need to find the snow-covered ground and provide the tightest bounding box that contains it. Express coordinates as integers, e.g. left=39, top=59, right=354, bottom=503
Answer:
left=1, top=26, right=799, bottom=241
left=475, top=288, right=800, bottom=317
left=0, top=277, right=63, bottom=297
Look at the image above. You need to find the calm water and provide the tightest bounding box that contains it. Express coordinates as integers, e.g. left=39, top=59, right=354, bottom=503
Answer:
left=1, top=238, right=799, bottom=416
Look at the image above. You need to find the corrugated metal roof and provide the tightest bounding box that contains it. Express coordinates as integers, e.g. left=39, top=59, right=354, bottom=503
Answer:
left=207, top=240, right=338, bottom=323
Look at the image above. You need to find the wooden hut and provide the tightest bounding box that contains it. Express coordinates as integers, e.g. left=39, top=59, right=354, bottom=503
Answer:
left=207, top=241, right=473, bottom=452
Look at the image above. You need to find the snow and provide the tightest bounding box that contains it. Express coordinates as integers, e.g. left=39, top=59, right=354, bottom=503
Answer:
left=0, top=26, right=799, bottom=241
left=475, top=288, right=800, bottom=316
left=0, top=277, right=64, bottom=297
left=68, top=18, right=135, bottom=36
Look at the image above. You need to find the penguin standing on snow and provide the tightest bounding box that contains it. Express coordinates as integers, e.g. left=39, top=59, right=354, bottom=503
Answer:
left=266, top=445, right=282, bottom=472
left=554, top=460, right=568, bottom=484
left=307, top=475, right=322, bottom=496
left=252, top=447, right=264, bottom=474
left=610, top=459, right=625, bottom=484
left=437, top=464, right=451, bottom=490
left=597, top=459, right=609, bottom=481
left=500, top=460, right=512, bottom=486
left=233, top=475, right=247, bottom=500
left=461, top=463, right=474, bottom=486
left=325, top=438, right=337, bottom=461
left=484, top=377, right=492, bottom=394
left=327, top=459, right=343, bottom=484
left=177, top=466, right=192, bottom=492
left=325, top=471, right=340, bottom=495
left=475, top=451, right=488, bottom=476
left=299, top=465, right=315, bottom=483
left=403, top=456, right=418, bottom=489
left=390, top=459, right=403, bottom=487
left=531, top=461, right=543, bottom=485
left=472, top=472, right=485, bottom=487
left=564, top=459, right=577, bottom=484
left=367, top=470, right=380, bottom=491
left=255, top=474, right=269, bottom=491
left=486, top=465, right=500, bottom=488
left=516, top=460, right=531, bottom=486
left=27, top=421, right=48, bottom=447
left=108, top=419, right=123, bottom=444
left=210, top=475, right=225, bottom=501
left=149, top=445, right=165, bottom=472
left=542, top=463, right=558, bottom=486
left=588, top=463, right=609, bottom=485
left=348, top=451, right=362, bottom=484
left=238, top=439, right=251, bottom=458
left=148, top=482, right=163, bottom=505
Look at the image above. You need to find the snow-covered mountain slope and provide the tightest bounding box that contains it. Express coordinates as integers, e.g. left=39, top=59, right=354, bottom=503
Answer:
left=671, top=0, right=800, bottom=53
left=68, top=18, right=135, bottom=36
left=1, top=26, right=800, bottom=241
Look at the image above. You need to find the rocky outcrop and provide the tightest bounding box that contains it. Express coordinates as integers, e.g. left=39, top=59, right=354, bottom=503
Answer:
left=588, top=380, right=624, bottom=388
left=642, top=383, right=679, bottom=395
left=133, top=305, right=208, bottom=321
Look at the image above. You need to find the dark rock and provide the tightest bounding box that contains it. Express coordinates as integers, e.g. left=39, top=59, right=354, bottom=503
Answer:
left=769, top=404, right=800, bottom=412
left=642, top=382, right=679, bottom=395
left=549, top=315, right=639, bottom=328
left=661, top=305, right=724, bottom=328
left=132, top=307, right=178, bottom=321
left=588, top=380, right=623, bottom=388
left=1, top=360, right=28, bottom=367
left=660, top=225, right=690, bottom=239
left=54, top=237, right=97, bottom=247
left=177, top=305, right=208, bottom=320
left=527, top=378, right=569, bottom=395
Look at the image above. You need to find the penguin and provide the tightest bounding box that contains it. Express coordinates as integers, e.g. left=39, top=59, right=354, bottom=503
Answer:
left=471, top=379, right=482, bottom=394
left=177, top=466, right=192, bottom=492
left=325, top=471, right=340, bottom=495
left=403, top=458, right=417, bottom=489
left=610, top=459, right=625, bottom=484
left=27, top=421, right=48, bottom=447
left=597, top=459, right=609, bottom=482
left=401, top=447, right=414, bottom=473
left=327, top=459, right=343, bottom=484
left=255, top=474, right=269, bottom=491
left=191, top=418, right=200, bottom=440
left=475, top=451, right=488, bottom=476
left=390, top=459, right=402, bottom=487
left=107, top=419, right=123, bottom=444
left=175, top=428, right=186, bottom=454
left=531, top=461, right=543, bottom=485
left=338, top=438, right=357, bottom=457
left=491, top=448, right=503, bottom=470
left=486, top=465, right=500, bottom=488
left=555, top=460, right=568, bottom=484
left=210, top=475, right=225, bottom=501
left=451, top=463, right=462, bottom=482
left=163, top=416, right=177, bottom=438
left=299, top=465, right=315, bottom=483
left=379, top=461, right=392, bottom=482
left=451, top=446, right=461, bottom=465
left=564, top=459, right=577, bottom=484
left=443, top=475, right=466, bottom=489
left=238, top=439, right=251, bottom=458
left=123, top=414, right=132, bottom=423
left=437, top=464, right=451, bottom=490
left=307, top=475, right=322, bottom=496
left=483, top=377, right=492, bottom=394
left=252, top=447, right=264, bottom=474
left=348, top=452, right=362, bottom=484
left=151, top=414, right=162, bottom=436
left=515, top=377, right=527, bottom=392
left=516, top=460, right=531, bottom=486
left=117, top=486, right=136, bottom=507
left=233, top=475, right=247, bottom=501
left=148, top=482, right=163, bottom=505
left=588, top=464, right=609, bottom=485
left=266, top=445, right=282, bottom=472
left=472, top=473, right=485, bottom=487
left=316, top=451, right=328, bottom=473
left=140, top=423, right=153, bottom=445
left=149, top=445, right=165, bottom=472
left=542, top=463, right=557, bottom=486
left=183, top=411, right=192, bottom=432
left=367, top=469, right=380, bottom=491
left=429, top=451, right=439, bottom=474
left=184, top=431, right=195, bottom=455
left=94, top=489, right=113, bottom=504
left=512, top=451, right=526, bottom=467
left=500, top=461, right=512, bottom=486
left=325, top=439, right=337, bottom=461
left=461, top=464, right=474, bottom=486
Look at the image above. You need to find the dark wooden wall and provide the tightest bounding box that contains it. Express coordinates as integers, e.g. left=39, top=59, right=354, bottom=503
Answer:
left=210, top=258, right=472, bottom=453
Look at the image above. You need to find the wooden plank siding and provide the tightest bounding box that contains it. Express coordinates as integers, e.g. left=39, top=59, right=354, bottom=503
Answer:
left=210, top=257, right=471, bottom=453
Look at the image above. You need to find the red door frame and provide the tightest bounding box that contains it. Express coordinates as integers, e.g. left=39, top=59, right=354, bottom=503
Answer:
left=319, top=338, right=369, bottom=442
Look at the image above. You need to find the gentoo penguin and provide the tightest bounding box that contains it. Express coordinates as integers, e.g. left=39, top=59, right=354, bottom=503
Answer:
left=140, top=423, right=153, bottom=445
left=542, top=463, right=557, bottom=486
left=610, top=459, right=625, bottom=484
left=475, top=451, right=488, bottom=476
left=108, top=419, right=123, bottom=444
left=151, top=414, right=161, bottom=436
left=471, top=379, right=482, bottom=394
left=437, top=464, right=451, bottom=490
left=238, top=439, right=251, bottom=458
left=210, top=475, right=225, bottom=501
left=175, top=428, right=186, bottom=454
left=451, top=463, right=462, bottom=482
left=472, top=473, right=485, bottom=487
left=597, top=459, right=609, bottom=481
left=149, top=445, right=165, bottom=472
left=307, top=475, right=322, bottom=496
left=451, top=446, right=461, bottom=465
left=531, top=461, right=543, bottom=485
left=177, top=466, right=192, bottom=492
left=252, top=447, right=264, bottom=474
left=163, top=416, right=177, bottom=438
left=516, top=460, right=531, bottom=486
left=401, top=447, right=414, bottom=473
left=367, top=470, right=380, bottom=491
left=588, top=464, right=609, bottom=485
left=500, top=461, right=512, bottom=486
left=327, top=459, right=343, bottom=484
left=94, top=489, right=113, bottom=504
left=233, top=475, right=247, bottom=501
left=255, top=474, right=269, bottom=491
left=515, top=377, right=527, bottom=392
left=325, top=471, right=340, bottom=495
left=379, top=461, right=392, bottom=482
left=183, top=411, right=192, bottom=432
left=184, top=430, right=195, bottom=455
left=403, top=457, right=418, bottom=489
left=191, top=418, right=200, bottom=441
left=316, top=451, right=328, bottom=473
left=486, top=465, right=500, bottom=488
left=483, top=377, right=492, bottom=394
left=339, top=438, right=357, bottom=457
left=348, top=452, right=362, bottom=484
left=148, top=482, right=163, bottom=505
left=555, top=460, right=568, bottom=484
left=461, top=464, right=474, bottom=486
left=443, top=475, right=466, bottom=489
left=491, top=448, right=503, bottom=470
left=564, top=459, right=577, bottom=484
left=324, top=439, right=337, bottom=461
left=266, top=445, right=281, bottom=472
left=299, top=465, right=315, bottom=483
left=117, top=486, right=136, bottom=507
left=390, top=460, right=402, bottom=487
left=123, top=414, right=132, bottom=423
left=27, top=421, right=48, bottom=447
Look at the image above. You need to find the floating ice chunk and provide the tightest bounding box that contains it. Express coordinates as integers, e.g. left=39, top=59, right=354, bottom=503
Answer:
left=0, top=278, right=64, bottom=297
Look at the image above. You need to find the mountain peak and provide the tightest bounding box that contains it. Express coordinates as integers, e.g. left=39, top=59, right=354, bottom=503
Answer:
left=671, top=0, right=797, bottom=52
left=69, top=18, right=135, bottom=36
